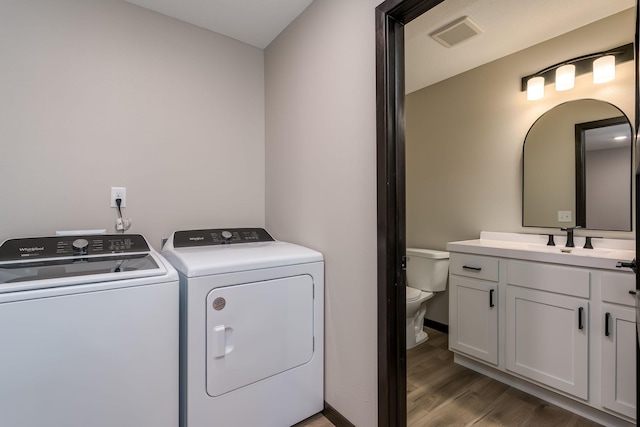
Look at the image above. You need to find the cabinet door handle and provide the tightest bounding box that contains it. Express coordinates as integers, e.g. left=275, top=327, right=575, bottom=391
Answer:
left=605, top=312, right=610, bottom=337
left=489, top=289, right=495, bottom=308
left=578, top=307, right=584, bottom=330
left=462, top=265, right=482, bottom=271
left=616, top=258, right=637, bottom=274
left=629, top=290, right=637, bottom=295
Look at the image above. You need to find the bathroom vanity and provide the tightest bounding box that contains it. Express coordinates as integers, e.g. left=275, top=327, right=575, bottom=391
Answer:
left=447, top=231, right=636, bottom=426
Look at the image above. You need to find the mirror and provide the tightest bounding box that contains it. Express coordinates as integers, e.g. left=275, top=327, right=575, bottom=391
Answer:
left=523, top=99, right=632, bottom=231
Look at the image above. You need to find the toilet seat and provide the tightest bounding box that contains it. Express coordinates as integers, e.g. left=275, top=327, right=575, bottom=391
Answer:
left=406, top=287, right=433, bottom=302
left=406, top=287, right=422, bottom=302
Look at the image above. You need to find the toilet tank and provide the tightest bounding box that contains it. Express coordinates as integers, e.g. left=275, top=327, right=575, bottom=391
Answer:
left=406, top=248, right=450, bottom=292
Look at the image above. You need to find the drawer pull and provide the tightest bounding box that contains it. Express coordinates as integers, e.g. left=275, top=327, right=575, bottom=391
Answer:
left=462, top=265, right=482, bottom=271
left=616, top=258, right=637, bottom=273
left=605, top=312, right=610, bottom=337
left=578, top=307, right=584, bottom=330
left=629, top=290, right=637, bottom=295
left=489, top=289, right=495, bottom=308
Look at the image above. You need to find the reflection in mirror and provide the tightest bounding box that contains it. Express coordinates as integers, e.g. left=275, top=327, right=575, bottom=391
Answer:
left=522, top=99, right=632, bottom=231
left=576, top=117, right=632, bottom=230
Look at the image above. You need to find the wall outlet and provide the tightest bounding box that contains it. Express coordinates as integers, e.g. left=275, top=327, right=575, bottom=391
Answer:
left=110, top=187, right=127, bottom=207
left=558, top=210, right=572, bottom=222
left=115, top=217, right=132, bottom=231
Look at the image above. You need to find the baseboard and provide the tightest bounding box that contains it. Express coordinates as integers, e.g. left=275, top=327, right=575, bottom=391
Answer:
left=323, top=402, right=355, bottom=427
left=424, top=318, right=448, bottom=333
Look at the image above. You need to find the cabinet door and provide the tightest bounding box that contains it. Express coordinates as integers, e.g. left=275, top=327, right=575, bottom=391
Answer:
left=449, top=275, right=498, bottom=365
left=506, top=286, right=588, bottom=400
left=601, top=304, right=636, bottom=419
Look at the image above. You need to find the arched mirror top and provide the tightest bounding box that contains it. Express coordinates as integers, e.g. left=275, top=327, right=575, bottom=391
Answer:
left=523, top=99, right=632, bottom=231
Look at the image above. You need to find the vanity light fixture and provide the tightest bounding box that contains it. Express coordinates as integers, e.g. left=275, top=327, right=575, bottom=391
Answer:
left=521, top=43, right=633, bottom=100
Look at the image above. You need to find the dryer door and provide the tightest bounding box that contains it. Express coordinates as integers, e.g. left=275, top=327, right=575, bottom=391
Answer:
left=205, top=274, right=314, bottom=397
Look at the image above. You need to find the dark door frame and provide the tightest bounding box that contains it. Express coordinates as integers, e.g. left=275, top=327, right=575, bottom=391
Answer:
left=634, top=2, right=639, bottom=423
left=574, top=116, right=633, bottom=230
left=375, top=1, right=444, bottom=426
left=376, top=0, right=640, bottom=426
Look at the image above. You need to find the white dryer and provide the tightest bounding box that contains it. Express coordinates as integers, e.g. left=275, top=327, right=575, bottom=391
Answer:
left=0, top=233, right=179, bottom=427
left=161, top=228, right=324, bottom=427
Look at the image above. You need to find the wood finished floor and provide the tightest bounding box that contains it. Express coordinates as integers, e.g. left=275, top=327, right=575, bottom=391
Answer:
left=293, top=413, right=335, bottom=427
left=294, top=327, right=604, bottom=427
left=407, top=327, right=603, bottom=427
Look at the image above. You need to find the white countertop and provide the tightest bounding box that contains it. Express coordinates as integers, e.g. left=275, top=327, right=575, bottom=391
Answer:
left=447, top=231, right=635, bottom=271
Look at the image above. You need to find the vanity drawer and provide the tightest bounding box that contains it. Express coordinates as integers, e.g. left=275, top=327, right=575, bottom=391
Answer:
left=507, top=260, right=590, bottom=298
left=450, top=254, right=499, bottom=282
left=601, top=272, right=636, bottom=307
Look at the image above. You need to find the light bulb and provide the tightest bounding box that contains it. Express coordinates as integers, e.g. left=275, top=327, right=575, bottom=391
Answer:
left=527, top=76, right=544, bottom=101
left=555, top=64, right=575, bottom=91
left=593, top=55, right=615, bottom=84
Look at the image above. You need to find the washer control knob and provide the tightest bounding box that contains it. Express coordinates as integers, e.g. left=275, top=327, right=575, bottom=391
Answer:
left=72, top=238, right=89, bottom=256
left=221, top=230, right=233, bottom=242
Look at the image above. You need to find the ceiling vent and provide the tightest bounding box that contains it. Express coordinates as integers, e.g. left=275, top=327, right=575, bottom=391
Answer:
left=430, top=16, right=483, bottom=48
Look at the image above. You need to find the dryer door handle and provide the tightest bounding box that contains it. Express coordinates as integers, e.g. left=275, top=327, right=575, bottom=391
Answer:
left=213, top=325, right=226, bottom=358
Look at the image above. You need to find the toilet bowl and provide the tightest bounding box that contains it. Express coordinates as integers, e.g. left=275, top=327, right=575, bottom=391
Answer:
left=406, top=287, right=434, bottom=348
left=405, top=248, right=449, bottom=349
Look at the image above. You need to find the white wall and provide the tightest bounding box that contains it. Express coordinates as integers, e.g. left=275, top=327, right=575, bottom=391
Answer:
left=0, top=0, right=265, bottom=249
left=264, top=0, right=379, bottom=425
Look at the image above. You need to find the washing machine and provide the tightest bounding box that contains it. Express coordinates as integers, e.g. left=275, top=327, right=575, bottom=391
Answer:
left=161, top=227, right=324, bottom=427
left=0, top=233, right=179, bottom=427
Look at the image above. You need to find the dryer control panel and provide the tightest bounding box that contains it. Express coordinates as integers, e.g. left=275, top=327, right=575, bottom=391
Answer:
left=173, top=228, right=274, bottom=248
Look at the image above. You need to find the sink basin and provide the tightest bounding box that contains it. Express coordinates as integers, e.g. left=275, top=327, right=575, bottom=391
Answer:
left=527, top=244, right=610, bottom=256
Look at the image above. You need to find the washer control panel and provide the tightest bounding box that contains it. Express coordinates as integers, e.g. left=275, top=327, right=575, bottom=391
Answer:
left=0, top=234, right=150, bottom=261
left=173, top=228, right=274, bottom=248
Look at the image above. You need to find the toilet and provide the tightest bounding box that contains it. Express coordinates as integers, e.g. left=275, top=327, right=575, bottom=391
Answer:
left=405, top=248, right=450, bottom=349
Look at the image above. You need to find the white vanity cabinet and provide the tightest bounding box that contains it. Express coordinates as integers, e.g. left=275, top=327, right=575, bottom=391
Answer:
left=600, top=272, right=636, bottom=419
left=505, top=261, right=589, bottom=400
left=448, top=254, right=498, bottom=365
left=447, top=232, right=637, bottom=426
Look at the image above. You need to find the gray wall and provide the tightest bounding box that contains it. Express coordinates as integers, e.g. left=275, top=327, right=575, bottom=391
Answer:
left=2, top=1, right=381, bottom=425
left=0, top=0, right=265, bottom=248
left=586, top=146, right=631, bottom=230
left=264, top=0, right=379, bottom=425
left=406, top=9, right=635, bottom=326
